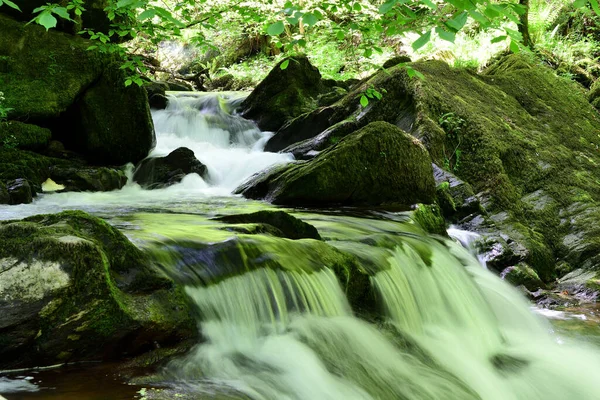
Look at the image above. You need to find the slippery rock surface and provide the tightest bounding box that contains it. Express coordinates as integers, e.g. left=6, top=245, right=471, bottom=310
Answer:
left=0, top=211, right=195, bottom=369
left=133, top=147, right=207, bottom=189
left=236, top=121, right=435, bottom=206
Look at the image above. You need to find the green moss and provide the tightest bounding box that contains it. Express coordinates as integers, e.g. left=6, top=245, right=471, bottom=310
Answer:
left=413, top=204, right=447, bottom=236
left=0, top=121, right=51, bottom=150
left=239, top=121, right=436, bottom=206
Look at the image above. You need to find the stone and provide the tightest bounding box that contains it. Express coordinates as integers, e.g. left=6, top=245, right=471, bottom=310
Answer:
left=240, top=56, right=327, bottom=131
left=144, top=81, right=170, bottom=110
left=0, top=121, right=51, bottom=151
left=7, top=178, right=33, bottom=205
left=236, top=121, right=436, bottom=207
left=0, top=211, right=195, bottom=369
left=215, top=211, right=322, bottom=240
left=49, top=166, right=128, bottom=192
left=133, top=147, right=207, bottom=189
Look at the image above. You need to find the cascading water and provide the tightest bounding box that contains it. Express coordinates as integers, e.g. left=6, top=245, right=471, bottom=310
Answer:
left=150, top=92, right=293, bottom=193
left=2, top=93, right=600, bottom=399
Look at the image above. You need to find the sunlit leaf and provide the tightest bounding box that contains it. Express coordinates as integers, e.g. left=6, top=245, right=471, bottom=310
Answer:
left=267, top=21, right=285, bottom=35
left=280, top=59, right=290, bottom=70
left=436, top=26, right=456, bottom=42
left=446, top=11, right=468, bottom=32
left=360, top=95, right=369, bottom=107
left=37, top=11, right=58, bottom=31
left=412, top=30, right=431, bottom=50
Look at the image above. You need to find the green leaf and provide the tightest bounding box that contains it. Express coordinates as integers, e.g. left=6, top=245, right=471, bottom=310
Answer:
left=412, top=30, right=431, bottom=51
left=138, top=9, right=156, bottom=20
left=124, top=79, right=132, bottom=87
left=436, top=27, right=456, bottom=42
left=379, top=1, right=396, bottom=14
left=490, top=35, right=507, bottom=43
left=363, top=47, right=373, bottom=57
left=336, top=30, right=345, bottom=40
left=590, top=0, right=600, bottom=15
left=38, top=12, right=58, bottom=31
left=1, top=0, right=21, bottom=11
left=509, top=39, right=520, bottom=53
left=468, top=10, right=489, bottom=27
left=267, top=21, right=285, bottom=35
left=303, top=12, right=318, bottom=26
left=32, top=6, right=47, bottom=13
left=573, top=0, right=587, bottom=7
left=116, top=0, right=135, bottom=8
left=52, top=7, right=72, bottom=20
left=360, top=95, right=369, bottom=107
left=353, top=2, right=362, bottom=11
left=421, top=0, right=436, bottom=9
left=406, top=67, right=425, bottom=80
left=280, top=59, right=290, bottom=70
left=446, top=11, right=468, bottom=32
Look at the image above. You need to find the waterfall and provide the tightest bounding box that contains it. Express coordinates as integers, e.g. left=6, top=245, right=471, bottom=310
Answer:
left=150, top=92, right=293, bottom=192
left=156, top=215, right=600, bottom=400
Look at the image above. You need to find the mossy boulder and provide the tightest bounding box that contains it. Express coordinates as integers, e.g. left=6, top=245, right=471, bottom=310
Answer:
left=215, top=210, right=322, bottom=240
left=0, top=15, right=154, bottom=165
left=49, top=166, right=127, bottom=192
left=240, top=56, right=327, bottom=131
left=0, top=121, right=51, bottom=151
left=0, top=148, right=56, bottom=184
left=236, top=121, right=435, bottom=207
left=0, top=211, right=195, bottom=369
left=257, top=53, right=600, bottom=283
left=133, top=147, right=207, bottom=189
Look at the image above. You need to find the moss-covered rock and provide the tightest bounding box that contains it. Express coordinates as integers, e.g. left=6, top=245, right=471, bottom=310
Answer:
left=413, top=204, right=447, bottom=236
left=0, top=121, right=51, bottom=151
left=49, top=165, right=127, bottom=192
left=0, top=211, right=196, bottom=369
left=237, top=121, right=435, bottom=207
left=215, top=210, right=322, bottom=240
left=0, top=148, right=56, bottom=184
left=501, top=262, right=545, bottom=291
left=0, top=15, right=154, bottom=165
left=240, top=56, right=327, bottom=131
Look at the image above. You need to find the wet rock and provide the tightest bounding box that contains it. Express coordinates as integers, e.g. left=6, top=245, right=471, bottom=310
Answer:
left=7, top=178, right=33, bottom=205
left=433, top=164, right=481, bottom=220
left=501, top=262, right=545, bottom=291
left=383, top=55, right=412, bottom=69
left=236, top=121, right=436, bottom=207
left=215, top=211, right=322, bottom=240
left=240, top=56, right=327, bottom=131
left=265, top=107, right=337, bottom=152
left=145, top=81, right=170, bottom=110
left=0, top=211, right=195, bottom=369
left=49, top=166, right=127, bottom=192
left=133, top=147, right=207, bottom=189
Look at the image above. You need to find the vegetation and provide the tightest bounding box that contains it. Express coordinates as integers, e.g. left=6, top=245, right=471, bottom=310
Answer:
left=1, top=0, right=597, bottom=89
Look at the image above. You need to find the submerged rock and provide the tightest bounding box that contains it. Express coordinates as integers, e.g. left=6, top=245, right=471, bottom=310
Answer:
left=236, top=121, right=435, bottom=207
left=0, top=211, right=195, bottom=369
left=215, top=210, right=322, bottom=240
left=133, top=147, right=207, bottom=189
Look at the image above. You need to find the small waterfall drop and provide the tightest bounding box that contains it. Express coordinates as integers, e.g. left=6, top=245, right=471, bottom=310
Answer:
left=150, top=92, right=293, bottom=192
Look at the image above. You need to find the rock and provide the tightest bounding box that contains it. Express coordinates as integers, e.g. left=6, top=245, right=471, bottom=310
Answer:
left=413, top=204, right=447, bottom=236
left=501, top=262, right=545, bottom=291
left=236, top=121, right=436, bottom=206
left=0, top=181, right=9, bottom=204
left=383, top=55, right=412, bottom=69
left=0, top=15, right=155, bottom=166
left=63, top=61, right=156, bottom=165
left=240, top=56, right=326, bottom=131
left=0, top=211, right=195, bottom=369
left=0, top=148, right=55, bottom=185
left=7, top=178, right=33, bottom=205
left=433, top=164, right=481, bottom=220
left=265, top=107, right=338, bottom=152
left=144, top=81, right=170, bottom=110
left=49, top=166, right=128, bottom=192
left=215, top=211, right=322, bottom=240
left=133, top=147, right=207, bottom=189
left=317, top=87, right=348, bottom=107
left=166, top=81, right=193, bottom=91
left=0, top=121, right=51, bottom=151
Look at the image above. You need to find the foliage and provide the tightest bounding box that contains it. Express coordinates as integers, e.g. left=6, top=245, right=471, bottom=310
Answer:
left=439, top=112, right=465, bottom=172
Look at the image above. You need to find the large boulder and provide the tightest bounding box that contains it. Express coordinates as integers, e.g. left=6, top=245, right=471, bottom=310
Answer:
left=0, top=14, right=155, bottom=165
left=0, top=121, right=51, bottom=151
left=49, top=165, right=128, bottom=192
left=239, top=56, right=327, bottom=131
left=133, top=147, right=207, bottom=189
left=0, top=211, right=195, bottom=369
left=236, top=121, right=435, bottom=206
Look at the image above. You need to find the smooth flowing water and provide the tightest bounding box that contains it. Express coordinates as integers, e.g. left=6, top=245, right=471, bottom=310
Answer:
left=2, top=93, right=600, bottom=400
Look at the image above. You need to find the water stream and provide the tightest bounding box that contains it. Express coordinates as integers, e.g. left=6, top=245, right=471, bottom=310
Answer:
left=2, top=92, right=600, bottom=399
